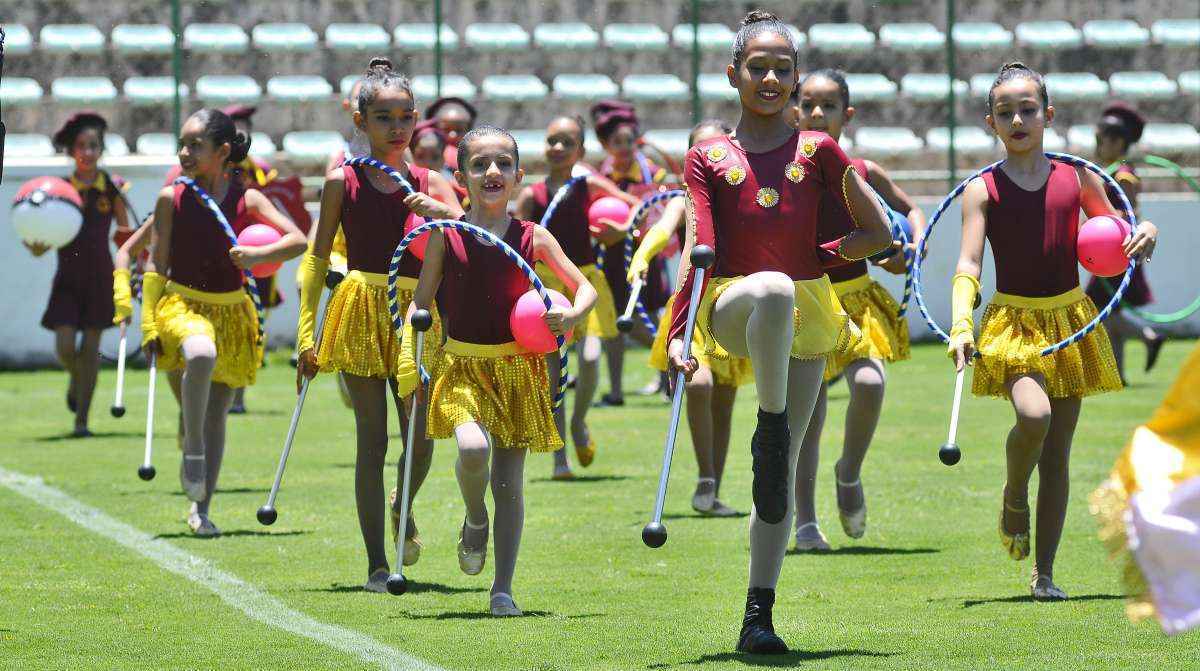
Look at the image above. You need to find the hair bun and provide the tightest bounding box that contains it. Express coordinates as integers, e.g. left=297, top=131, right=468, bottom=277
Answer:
left=1000, top=61, right=1030, bottom=73
left=229, top=130, right=251, bottom=163
left=367, top=56, right=394, bottom=72
left=740, top=10, right=781, bottom=28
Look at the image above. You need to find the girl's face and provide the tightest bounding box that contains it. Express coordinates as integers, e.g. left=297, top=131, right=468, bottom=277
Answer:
left=412, top=133, right=445, bottom=170
left=71, top=127, right=103, bottom=172
left=986, top=78, right=1053, bottom=154
left=354, top=88, right=419, bottom=156
left=177, top=117, right=229, bottom=178
left=688, top=124, right=726, bottom=148
left=544, top=118, right=585, bottom=169
left=435, top=104, right=472, bottom=142
left=795, top=76, right=854, bottom=140
left=456, top=135, right=523, bottom=210
left=727, top=32, right=797, bottom=118
left=602, top=125, right=638, bottom=162
left=1095, top=130, right=1126, bottom=164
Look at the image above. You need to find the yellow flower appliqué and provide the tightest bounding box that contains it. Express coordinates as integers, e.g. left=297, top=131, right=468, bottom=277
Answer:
left=706, top=145, right=729, bottom=163
left=784, top=162, right=806, bottom=184
left=756, top=187, right=780, bottom=208
left=800, top=137, right=819, bottom=158
left=724, top=165, right=747, bottom=186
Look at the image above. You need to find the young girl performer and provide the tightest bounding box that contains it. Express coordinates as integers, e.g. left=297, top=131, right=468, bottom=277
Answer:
left=669, top=12, right=890, bottom=653
left=640, top=119, right=751, bottom=516
left=1084, top=102, right=1166, bottom=382
left=425, top=96, right=478, bottom=172
left=412, top=120, right=469, bottom=206
left=790, top=69, right=928, bottom=549
left=28, top=112, right=133, bottom=437
left=296, top=58, right=462, bottom=591
left=403, top=125, right=596, bottom=615
left=949, top=63, right=1157, bottom=600
left=144, top=109, right=306, bottom=535
left=513, top=115, right=639, bottom=479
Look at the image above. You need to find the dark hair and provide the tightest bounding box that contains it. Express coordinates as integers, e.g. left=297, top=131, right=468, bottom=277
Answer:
left=357, top=57, right=414, bottom=114
left=1097, top=101, right=1146, bottom=147
left=731, top=10, right=798, bottom=67
left=987, top=61, right=1049, bottom=112
left=801, top=68, right=850, bottom=109
left=456, top=124, right=521, bottom=170
left=590, top=100, right=639, bottom=143
left=688, top=118, right=732, bottom=147
left=549, top=114, right=588, bottom=151
left=53, top=111, right=107, bottom=153
left=187, top=108, right=251, bottom=164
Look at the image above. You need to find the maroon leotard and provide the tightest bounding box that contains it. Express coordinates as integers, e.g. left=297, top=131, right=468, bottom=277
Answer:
left=168, top=181, right=251, bottom=293
left=40, top=172, right=123, bottom=330
left=817, top=158, right=872, bottom=284
left=341, top=163, right=430, bottom=277
left=529, top=180, right=596, bottom=266
left=437, top=219, right=537, bottom=346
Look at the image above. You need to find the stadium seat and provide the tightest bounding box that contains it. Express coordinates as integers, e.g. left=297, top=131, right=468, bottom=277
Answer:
left=464, top=23, right=530, bottom=51
left=1045, top=72, right=1109, bottom=102
left=195, top=75, right=262, bottom=104
left=879, top=23, right=945, bottom=52
left=533, top=23, right=600, bottom=51
left=267, top=75, right=333, bottom=103
left=124, top=77, right=189, bottom=105
left=671, top=24, right=735, bottom=51
left=808, top=23, right=875, bottom=53
left=51, top=76, right=117, bottom=104
left=340, top=75, right=360, bottom=98
left=783, top=25, right=809, bottom=48
left=136, top=133, right=177, bottom=156
left=1042, top=127, right=1067, bottom=152
left=969, top=73, right=995, bottom=100
left=5, top=134, right=54, bottom=157
left=697, top=73, right=737, bottom=101
left=900, top=74, right=967, bottom=102
left=1015, top=21, right=1082, bottom=51
left=552, top=74, right=619, bottom=101
left=1082, top=20, right=1150, bottom=49
left=2, top=24, right=33, bottom=55
left=1151, top=19, right=1200, bottom=48
left=603, top=24, right=669, bottom=52
left=252, top=23, right=319, bottom=52
left=393, top=24, right=458, bottom=51
left=1140, top=124, right=1200, bottom=154
left=839, top=134, right=854, bottom=153
left=1109, top=71, right=1178, bottom=100
left=642, top=129, right=690, bottom=157
left=508, top=129, right=545, bottom=158
left=282, top=131, right=346, bottom=162
left=951, top=22, right=1013, bottom=50
left=853, top=127, right=924, bottom=156
left=111, top=24, right=174, bottom=55
left=925, top=126, right=996, bottom=155
left=0, top=77, right=43, bottom=107
left=411, top=75, right=477, bottom=101
left=249, top=132, right=277, bottom=157
left=184, top=24, right=249, bottom=54
left=105, top=133, right=130, bottom=157
left=481, top=75, right=548, bottom=102
left=844, top=73, right=898, bottom=103
left=325, top=23, right=390, bottom=52
left=622, top=74, right=689, bottom=102
left=40, top=24, right=105, bottom=55
left=1180, top=71, right=1200, bottom=97
left=1066, top=125, right=1096, bottom=153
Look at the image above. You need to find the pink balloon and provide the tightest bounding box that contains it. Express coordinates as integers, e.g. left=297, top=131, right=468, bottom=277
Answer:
left=509, top=289, right=573, bottom=353
left=587, top=196, right=631, bottom=236
left=1077, top=215, right=1131, bottom=278
left=236, top=223, right=283, bottom=278
left=404, top=213, right=428, bottom=261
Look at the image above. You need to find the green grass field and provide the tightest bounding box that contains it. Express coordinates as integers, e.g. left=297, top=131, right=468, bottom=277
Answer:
left=1, top=341, right=1196, bottom=670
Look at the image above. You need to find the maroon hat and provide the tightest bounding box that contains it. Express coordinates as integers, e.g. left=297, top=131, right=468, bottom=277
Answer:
left=589, top=100, right=640, bottom=143
left=1099, top=101, right=1146, bottom=144
left=424, top=97, right=477, bottom=124
left=52, top=110, right=108, bottom=152
left=412, top=119, right=447, bottom=146
left=221, top=104, right=258, bottom=122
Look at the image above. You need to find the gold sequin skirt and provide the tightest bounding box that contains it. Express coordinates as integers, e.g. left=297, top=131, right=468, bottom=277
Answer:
left=696, top=275, right=860, bottom=362
left=535, top=262, right=618, bottom=341
left=155, top=283, right=261, bottom=388
left=427, top=340, right=562, bottom=452
left=824, top=274, right=910, bottom=381
left=973, top=287, right=1122, bottom=399
left=650, top=295, right=753, bottom=387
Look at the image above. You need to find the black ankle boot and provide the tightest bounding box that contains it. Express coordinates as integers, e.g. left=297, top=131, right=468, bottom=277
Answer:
left=751, top=408, right=790, bottom=524
left=737, top=587, right=788, bottom=654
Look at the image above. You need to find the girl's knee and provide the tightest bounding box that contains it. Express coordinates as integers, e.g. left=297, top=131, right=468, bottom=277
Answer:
left=1013, top=406, right=1052, bottom=442
left=849, top=365, right=885, bottom=402
left=749, top=272, right=795, bottom=307
left=458, top=445, right=490, bottom=472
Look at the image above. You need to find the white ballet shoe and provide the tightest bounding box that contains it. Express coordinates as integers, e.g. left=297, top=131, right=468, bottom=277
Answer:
left=187, top=510, right=220, bottom=537
left=1031, top=574, right=1068, bottom=601
left=490, top=592, right=523, bottom=617
left=457, top=518, right=488, bottom=576
left=835, top=461, right=866, bottom=539
left=363, top=568, right=390, bottom=593
left=180, top=454, right=207, bottom=502
left=793, top=522, right=831, bottom=552
left=691, top=478, right=716, bottom=513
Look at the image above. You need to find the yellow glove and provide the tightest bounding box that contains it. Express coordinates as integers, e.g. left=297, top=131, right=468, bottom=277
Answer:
left=296, top=253, right=330, bottom=355
left=140, top=272, right=166, bottom=347
left=112, top=269, right=133, bottom=325
left=394, top=319, right=420, bottom=398
left=627, top=222, right=673, bottom=283
left=947, top=273, right=980, bottom=357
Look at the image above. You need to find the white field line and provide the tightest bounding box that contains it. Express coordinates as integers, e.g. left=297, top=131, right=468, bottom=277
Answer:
left=0, top=467, right=447, bottom=671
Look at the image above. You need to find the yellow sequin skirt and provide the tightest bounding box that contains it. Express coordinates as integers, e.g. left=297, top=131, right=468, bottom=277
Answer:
left=155, top=282, right=261, bottom=388
left=650, top=295, right=753, bottom=387
left=317, top=271, right=442, bottom=379
left=535, top=262, right=618, bottom=341
left=427, top=339, right=562, bottom=453
left=973, top=287, right=1122, bottom=399
left=824, top=274, right=910, bottom=381
left=696, top=275, right=860, bottom=362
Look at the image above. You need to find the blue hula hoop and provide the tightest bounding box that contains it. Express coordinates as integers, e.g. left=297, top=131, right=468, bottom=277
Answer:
left=342, top=156, right=416, bottom=195
left=595, top=189, right=685, bottom=336
left=538, top=175, right=588, bottom=229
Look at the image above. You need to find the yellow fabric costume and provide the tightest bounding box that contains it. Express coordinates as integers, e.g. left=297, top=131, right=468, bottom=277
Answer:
left=649, top=295, right=753, bottom=386
left=154, top=281, right=262, bottom=388
left=824, top=274, right=910, bottom=381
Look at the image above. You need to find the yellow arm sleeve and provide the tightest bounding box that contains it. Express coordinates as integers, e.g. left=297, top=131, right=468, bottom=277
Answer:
left=296, top=253, right=330, bottom=355
left=113, top=269, right=133, bottom=325
left=628, top=223, right=673, bottom=283
left=393, top=320, right=420, bottom=398
left=947, top=273, right=980, bottom=356
left=140, top=272, right=166, bottom=347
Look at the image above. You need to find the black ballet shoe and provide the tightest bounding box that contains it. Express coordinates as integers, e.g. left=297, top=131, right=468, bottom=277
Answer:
left=1145, top=334, right=1166, bottom=373
left=736, top=587, right=789, bottom=655
left=751, top=408, right=790, bottom=524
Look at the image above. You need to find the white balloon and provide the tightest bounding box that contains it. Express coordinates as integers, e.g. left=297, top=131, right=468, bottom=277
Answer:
left=12, top=196, right=83, bottom=249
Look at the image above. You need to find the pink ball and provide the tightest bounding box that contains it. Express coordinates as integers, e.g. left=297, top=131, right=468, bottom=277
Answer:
left=1077, top=215, right=1131, bottom=278
left=236, top=223, right=283, bottom=278
left=587, top=196, right=631, bottom=236
left=509, top=289, right=573, bottom=354
left=404, top=213, right=428, bottom=261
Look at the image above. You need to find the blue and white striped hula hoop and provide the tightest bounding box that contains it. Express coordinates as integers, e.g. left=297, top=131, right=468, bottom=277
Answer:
left=539, top=175, right=588, bottom=229
left=387, top=220, right=569, bottom=410
left=172, top=177, right=266, bottom=342
left=864, top=188, right=915, bottom=318
left=912, top=152, right=1137, bottom=357
left=342, top=156, right=416, bottom=195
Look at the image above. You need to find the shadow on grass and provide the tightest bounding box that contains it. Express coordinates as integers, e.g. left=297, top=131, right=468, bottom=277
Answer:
left=530, top=475, right=632, bottom=484
left=228, top=409, right=288, bottom=417
left=153, top=529, right=310, bottom=540
left=649, top=649, right=896, bottom=667
left=663, top=512, right=750, bottom=520
left=392, top=610, right=602, bottom=620
left=786, top=546, right=939, bottom=556
left=962, top=593, right=1126, bottom=608
left=168, top=487, right=268, bottom=496
left=35, top=431, right=144, bottom=442
left=304, top=581, right=487, bottom=595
